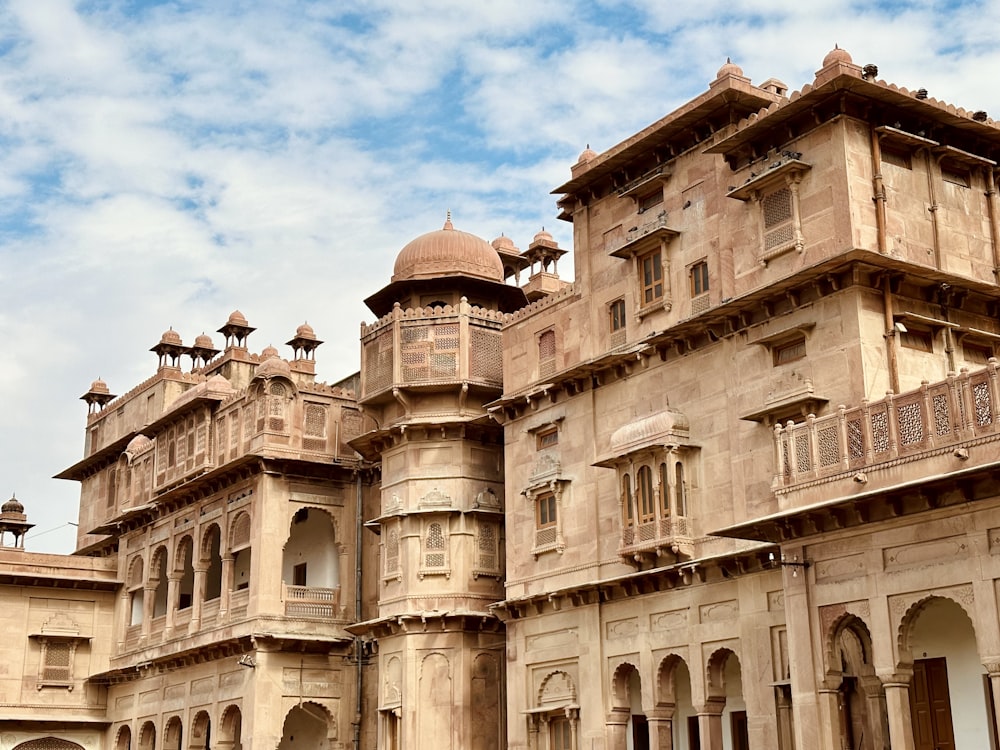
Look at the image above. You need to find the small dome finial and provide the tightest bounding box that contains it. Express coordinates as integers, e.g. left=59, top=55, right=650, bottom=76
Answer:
left=444, top=211, right=453, bottom=230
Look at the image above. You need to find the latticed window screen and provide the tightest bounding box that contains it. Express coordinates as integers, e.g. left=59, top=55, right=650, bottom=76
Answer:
left=385, top=529, right=399, bottom=575
left=470, top=327, right=503, bottom=382
left=231, top=512, right=251, bottom=549
left=424, top=523, right=446, bottom=568
left=477, top=522, right=498, bottom=572
left=268, top=382, right=287, bottom=431
left=15, top=740, right=85, bottom=750
left=217, top=416, right=227, bottom=454
left=538, top=330, right=557, bottom=378
left=762, top=186, right=794, bottom=250
left=304, top=404, right=327, bottom=437
left=42, top=641, right=72, bottom=682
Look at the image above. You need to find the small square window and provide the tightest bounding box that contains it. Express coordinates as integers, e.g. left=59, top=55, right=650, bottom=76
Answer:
left=964, top=342, right=993, bottom=365
left=881, top=146, right=911, bottom=170
left=942, top=163, right=970, bottom=188
left=900, top=328, right=934, bottom=352
left=638, top=189, right=663, bottom=213
left=536, top=428, right=559, bottom=450
left=690, top=261, right=709, bottom=297
left=773, top=337, right=806, bottom=366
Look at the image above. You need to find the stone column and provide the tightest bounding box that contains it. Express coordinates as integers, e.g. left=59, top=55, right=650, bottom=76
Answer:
left=189, top=564, right=207, bottom=632
left=861, top=674, right=890, bottom=750
left=219, top=554, right=234, bottom=619
left=163, top=574, right=179, bottom=638
left=881, top=673, right=915, bottom=750
left=647, top=706, right=674, bottom=750
left=985, top=662, right=1000, bottom=744
left=117, top=589, right=130, bottom=652
left=816, top=686, right=842, bottom=750
left=695, top=701, right=724, bottom=750
left=606, top=709, right=629, bottom=750
left=140, top=584, right=156, bottom=644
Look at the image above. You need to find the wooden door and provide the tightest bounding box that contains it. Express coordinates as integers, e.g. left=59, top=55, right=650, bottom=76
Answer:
left=910, top=657, right=955, bottom=750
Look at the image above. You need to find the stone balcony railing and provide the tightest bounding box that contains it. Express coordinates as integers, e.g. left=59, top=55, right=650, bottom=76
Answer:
left=620, top=516, right=694, bottom=560
left=773, top=361, right=1000, bottom=491
left=359, top=299, right=505, bottom=402
left=606, top=212, right=679, bottom=258
left=283, top=583, right=343, bottom=619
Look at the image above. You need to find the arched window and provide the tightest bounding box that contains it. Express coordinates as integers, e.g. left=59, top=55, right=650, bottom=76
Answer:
left=269, top=381, right=287, bottom=431
left=202, top=525, right=222, bottom=601
left=675, top=462, right=688, bottom=517
left=621, top=474, right=634, bottom=528
left=659, top=462, right=670, bottom=516
left=637, top=466, right=654, bottom=523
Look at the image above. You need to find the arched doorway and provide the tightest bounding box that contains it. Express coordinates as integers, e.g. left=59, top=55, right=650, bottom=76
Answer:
left=14, top=740, right=85, bottom=750
left=279, top=702, right=335, bottom=749
left=282, top=507, right=341, bottom=617
left=705, top=649, right=748, bottom=750
left=611, top=662, right=648, bottom=750
left=828, top=616, right=888, bottom=750
left=218, top=704, right=243, bottom=750
left=662, top=658, right=696, bottom=750
left=901, top=596, right=991, bottom=750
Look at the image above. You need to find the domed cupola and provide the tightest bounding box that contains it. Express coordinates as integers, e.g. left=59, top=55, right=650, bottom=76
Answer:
left=392, top=215, right=504, bottom=284
left=364, top=213, right=528, bottom=316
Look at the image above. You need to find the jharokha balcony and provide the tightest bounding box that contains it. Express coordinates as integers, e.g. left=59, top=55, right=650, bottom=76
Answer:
left=768, top=361, right=1000, bottom=517
left=358, top=299, right=505, bottom=404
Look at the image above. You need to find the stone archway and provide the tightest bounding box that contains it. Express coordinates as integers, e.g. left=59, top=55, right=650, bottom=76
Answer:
left=278, top=701, right=337, bottom=749
left=13, top=740, right=85, bottom=750
left=825, top=615, right=888, bottom=750
left=703, top=648, right=747, bottom=750
left=897, top=595, right=992, bottom=750
left=609, top=661, right=647, bottom=750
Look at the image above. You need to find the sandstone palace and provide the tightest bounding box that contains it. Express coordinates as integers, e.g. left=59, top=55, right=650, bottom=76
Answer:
left=4, top=47, right=1000, bottom=750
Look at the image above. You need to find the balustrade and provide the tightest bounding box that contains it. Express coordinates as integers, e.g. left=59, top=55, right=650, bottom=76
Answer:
left=774, top=361, right=1000, bottom=486
left=283, top=583, right=342, bottom=619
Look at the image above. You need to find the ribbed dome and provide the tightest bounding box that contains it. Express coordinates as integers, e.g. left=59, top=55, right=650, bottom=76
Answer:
left=125, top=434, right=153, bottom=455
left=159, top=328, right=182, bottom=346
left=227, top=310, right=249, bottom=326
left=823, top=45, right=852, bottom=67
left=716, top=57, right=744, bottom=78
left=260, top=345, right=280, bottom=360
left=609, top=408, right=690, bottom=455
left=2, top=496, right=23, bottom=514
left=255, top=356, right=292, bottom=379
left=295, top=322, right=316, bottom=339
left=492, top=235, right=517, bottom=252
left=392, top=216, right=503, bottom=283
left=89, top=378, right=110, bottom=394
left=194, top=333, right=215, bottom=349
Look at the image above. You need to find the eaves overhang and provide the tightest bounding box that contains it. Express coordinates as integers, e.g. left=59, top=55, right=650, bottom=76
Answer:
left=554, top=80, right=781, bottom=196
left=706, top=71, right=1000, bottom=157
left=712, top=459, right=1000, bottom=544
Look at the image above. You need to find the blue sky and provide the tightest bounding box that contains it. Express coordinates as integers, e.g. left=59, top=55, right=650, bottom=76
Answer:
left=2, top=0, right=999, bottom=553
